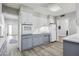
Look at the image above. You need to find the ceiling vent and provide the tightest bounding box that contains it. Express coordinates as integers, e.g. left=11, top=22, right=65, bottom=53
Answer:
left=60, top=14, right=65, bottom=17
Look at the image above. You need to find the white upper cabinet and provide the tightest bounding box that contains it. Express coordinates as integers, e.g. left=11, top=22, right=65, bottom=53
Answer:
left=19, top=6, right=49, bottom=34
left=40, top=16, right=48, bottom=26
left=19, top=6, right=33, bottom=34
left=19, top=6, right=33, bottom=24
left=19, top=11, right=33, bottom=24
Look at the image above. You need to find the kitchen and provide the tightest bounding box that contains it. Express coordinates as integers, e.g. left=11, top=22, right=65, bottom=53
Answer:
left=0, top=3, right=79, bottom=56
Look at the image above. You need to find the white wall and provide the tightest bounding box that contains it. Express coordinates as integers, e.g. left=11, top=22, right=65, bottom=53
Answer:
left=0, top=4, right=5, bottom=37
left=76, top=4, right=79, bottom=33
left=56, top=12, right=76, bottom=36
left=0, top=4, right=2, bottom=36
left=32, top=13, right=49, bottom=34
left=3, top=5, right=19, bottom=40
left=0, top=4, right=2, bottom=24
left=68, top=12, right=77, bottom=35
left=57, top=18, right=69, bottom=36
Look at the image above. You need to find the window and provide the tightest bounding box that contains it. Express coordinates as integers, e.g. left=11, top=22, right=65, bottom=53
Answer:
left=8, top=25, right=12, bottom=35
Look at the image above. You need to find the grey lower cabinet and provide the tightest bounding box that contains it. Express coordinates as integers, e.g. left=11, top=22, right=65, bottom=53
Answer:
left=33, top=34, right=44, bottom=47
left=43, top=34, right=50, bottom=44
left=21, top=34, right=50, bottom=51
left=33, top=34, right=50, bottom=47
left=32, top=35, right=40, bottom=47
left=64, top=40, right=79, bottom=56
left=21, top=35, right=32, bottom=50
left=39, top=35, right=44, bottom=45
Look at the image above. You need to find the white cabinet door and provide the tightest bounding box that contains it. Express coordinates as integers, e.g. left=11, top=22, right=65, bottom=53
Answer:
left=20, top=12, right=32, bottom=24
left=49, top=24, right=56, bottom=42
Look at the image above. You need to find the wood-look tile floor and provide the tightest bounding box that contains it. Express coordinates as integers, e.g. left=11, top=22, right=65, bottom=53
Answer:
left=7, top=41, right=63, bottom=56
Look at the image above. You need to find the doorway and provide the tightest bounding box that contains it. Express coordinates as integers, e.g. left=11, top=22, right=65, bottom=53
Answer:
left=7, top=24, right=12, bottom=36
left=6, top=21, right=18, bottom=55
left=7, top=24, right=17, bottom=43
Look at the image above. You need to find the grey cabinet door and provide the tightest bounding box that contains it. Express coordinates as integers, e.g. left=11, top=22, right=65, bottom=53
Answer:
left=33, top=34, right=44, bottom=47
left=39, top=35, right=44, bottom=45
left=21, top=37, right=32, bottom=50
left=64, top=40, right=79, bottom=56
left=33, top=34, right=49, bottom=47
left=33, top=35, right=40, bottom=47
left=43, top=34, right=49, bottom=43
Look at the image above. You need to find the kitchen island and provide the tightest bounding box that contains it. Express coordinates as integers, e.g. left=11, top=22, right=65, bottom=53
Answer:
left=63, top=34, right=79, bottom=56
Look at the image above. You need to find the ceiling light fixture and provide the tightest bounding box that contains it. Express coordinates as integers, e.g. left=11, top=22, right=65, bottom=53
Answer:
left=49, top=5, right=61, bottom=12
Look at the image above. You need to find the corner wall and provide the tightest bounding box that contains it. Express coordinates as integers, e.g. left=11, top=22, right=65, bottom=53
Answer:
left=56, top=12, right=76, bottom=36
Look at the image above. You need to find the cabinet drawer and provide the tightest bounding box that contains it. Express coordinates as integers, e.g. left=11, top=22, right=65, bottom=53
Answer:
left=21, top=35, right=32, bottom=39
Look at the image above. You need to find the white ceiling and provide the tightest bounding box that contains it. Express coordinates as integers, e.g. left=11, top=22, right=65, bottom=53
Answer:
left=3, top=3, right=76, bottom=16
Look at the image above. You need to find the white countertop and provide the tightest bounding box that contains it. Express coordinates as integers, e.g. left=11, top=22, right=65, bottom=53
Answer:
left=63, top=34, right=79, bottom=43
left=33, top=26, right=49, bottom=34
left=0, top=38, right=5, bottom=49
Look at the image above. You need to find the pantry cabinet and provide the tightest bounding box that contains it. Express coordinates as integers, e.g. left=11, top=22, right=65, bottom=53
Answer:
left=19, top=6, right=33, bottom=51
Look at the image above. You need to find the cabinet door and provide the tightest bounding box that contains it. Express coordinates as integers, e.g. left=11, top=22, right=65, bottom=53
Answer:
left=33, top=35, right=40, bottom=47
left=49, top=24, right=56, bottom=42
left=21, top=24, right=32, bottom=34
left=39, top=35, right=44, bottom=45
left=43, top=34, right=49, bottom=43
left=33, top=34, right=44, bottom=47
left=20, top=12, right=32, bottom=24
left=21, top=37, right=32, bottom=50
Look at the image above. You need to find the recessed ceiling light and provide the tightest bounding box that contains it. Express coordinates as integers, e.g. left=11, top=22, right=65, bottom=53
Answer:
left=49, top=5, right=61, bottom=12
